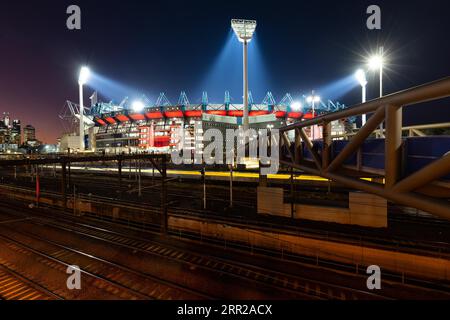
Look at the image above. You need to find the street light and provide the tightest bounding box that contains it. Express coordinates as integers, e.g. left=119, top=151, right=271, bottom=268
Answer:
left=78, top=66, right=90, bottom=151
left=231, top=19, right=257, bottom=132
left=355, top=69, right=368, bottom=125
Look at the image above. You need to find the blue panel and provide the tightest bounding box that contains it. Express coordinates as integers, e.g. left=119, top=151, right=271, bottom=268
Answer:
left=361, top=139, right=385, bottom=170
left=405, top=136, right=450, bottom=157
left=331, top=140, right=357, bottom=166
left=302, top=141, right=324, bottom=162
left=405, top=136, right=450, bottom=180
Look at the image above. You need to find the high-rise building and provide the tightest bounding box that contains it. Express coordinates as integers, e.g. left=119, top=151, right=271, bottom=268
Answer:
left=0, top=113, right=23, bottom=152
left=24, top=125, right=36, bottom=143
left=11, top=119, right=21, bottom=145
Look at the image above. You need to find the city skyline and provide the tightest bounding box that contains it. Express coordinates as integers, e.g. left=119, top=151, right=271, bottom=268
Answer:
left=0, top=112, right=39, bottom=146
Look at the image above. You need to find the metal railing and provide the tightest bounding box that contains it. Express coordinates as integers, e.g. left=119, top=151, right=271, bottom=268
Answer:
left=279, top=77, right=450, bottom=219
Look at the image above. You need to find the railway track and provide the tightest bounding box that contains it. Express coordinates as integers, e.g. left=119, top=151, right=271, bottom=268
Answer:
left=2, top=200, right=450, bottom=299
left=0, top=206, right=389, bottom=300
left=1, top=179, right=450, bottom=261
left=0, top=219, right=211, bottom=300
left=0, top=262, right=60, bottom=300
left=1, top=180, right=449, bottom=259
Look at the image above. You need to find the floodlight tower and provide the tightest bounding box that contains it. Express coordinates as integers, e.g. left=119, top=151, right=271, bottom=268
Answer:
left=368, top=47, right=385, bottom=98
left=355, top=69, right=368, bottom=125
left=78, top=66, right=90, bottom=151
left=307, top=91, right=321, bottom=140
left=306, top=91, right=321, bottom=118
left=231, top=19, right=257, bottom=132
left=368, top=46, right=385, bottom=136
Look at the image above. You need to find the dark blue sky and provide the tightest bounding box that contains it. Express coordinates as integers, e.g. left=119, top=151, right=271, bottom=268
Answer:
left=1, top=0, right=450, bottom=142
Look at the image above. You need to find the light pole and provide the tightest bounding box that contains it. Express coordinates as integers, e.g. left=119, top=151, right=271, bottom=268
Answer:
left=231, top=19, right=257, bottom=132
left=307, top=92, right=320, bottom=140
left=306, top=91, right=321, bottom=118
left=368, top=47, right=385, bottom=135
left=355, top=69, right=368, bottom=125
left=78, top=66, right=90, bottom=151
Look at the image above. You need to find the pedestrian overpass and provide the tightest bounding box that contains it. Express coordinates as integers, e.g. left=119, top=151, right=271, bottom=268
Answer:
left=279, top=77, right=450, bottom=220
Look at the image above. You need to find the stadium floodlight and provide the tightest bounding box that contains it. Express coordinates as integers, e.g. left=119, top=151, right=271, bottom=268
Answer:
left=291, top=102, right=302, bottom=112
left=367, top=47, right=385, bottom=97
left=368, top=46, right=385, bottom=135
left=78, top=66, right=91, bottom=151
left=355, top=69, right=368, bottom=126
left=306, top=95, right=321, bottom=104
left=368, top=55, right=383, bottom=71
left=231, top=19, right=257, bottom=43
left=355, top=69, right=367, bottom=87
left=231, top=19, right=257, bottom=132
left=78, top=66, right=90, bottom=85
left=306, top=92, right=321, bottom=140
left=132, top=100, right=145, bottom=112
left=307, top=92, right=321, bottom=116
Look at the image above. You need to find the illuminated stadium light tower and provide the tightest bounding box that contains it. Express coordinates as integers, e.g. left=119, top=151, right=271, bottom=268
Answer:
left=132, top=100, right=145, bottom=113
left=306, top=91, right=321, bottom=117
left=368, top=47, right=385, bottom=98
left=355, top=69, right=368, bottom=125
left=307, top=91, right=321, bottom=140
left=291, top=101, right=302, bottom=112
left=368, top=46, right=385, bottom=136
left=231, top=19, right=257, bottom=132
left=78, top=66, right=90, bottom=151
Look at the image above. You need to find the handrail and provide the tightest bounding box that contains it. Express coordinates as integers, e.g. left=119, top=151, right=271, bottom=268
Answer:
left=280, top=77, right=450, bottom=132
left=278, top=76, right=450, bottom=219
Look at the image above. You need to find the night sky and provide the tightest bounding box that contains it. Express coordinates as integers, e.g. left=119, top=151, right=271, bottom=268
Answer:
left=1, top=0, right=450, bottom=143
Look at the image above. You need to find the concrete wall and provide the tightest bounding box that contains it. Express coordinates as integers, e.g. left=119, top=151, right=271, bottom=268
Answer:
left=257, top=187, right=387, bottom=228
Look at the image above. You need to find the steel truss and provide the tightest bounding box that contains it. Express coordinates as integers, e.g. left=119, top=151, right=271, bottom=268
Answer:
left=279, top=77, right=450, bottom=219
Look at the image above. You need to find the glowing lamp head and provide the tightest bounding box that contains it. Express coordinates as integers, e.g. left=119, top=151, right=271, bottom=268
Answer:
left=368, top=55, right=383, bottom=71
left=355, top=69, right=368, bottom=87
left=78, top=66, right=90, bottom=85
left=132, top=101, right=145, bottom=112
left=231, top=19, right=257, bottom=43
left=291, top=102, right=302, bottom=112
left=307, top=95, right=321, bottom=104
